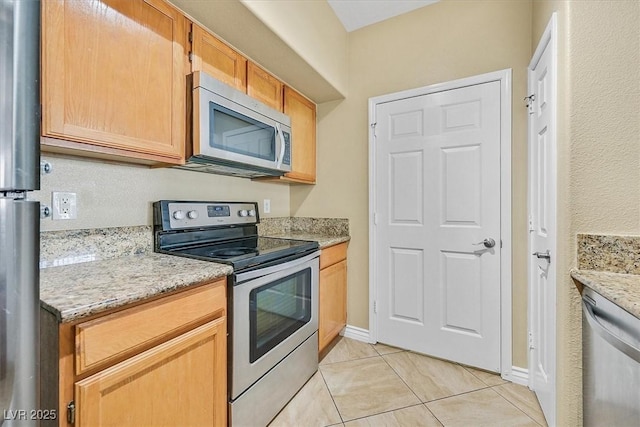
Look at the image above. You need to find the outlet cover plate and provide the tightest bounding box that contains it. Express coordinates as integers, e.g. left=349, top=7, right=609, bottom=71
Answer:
left=52, top=191, right=77, bottom=220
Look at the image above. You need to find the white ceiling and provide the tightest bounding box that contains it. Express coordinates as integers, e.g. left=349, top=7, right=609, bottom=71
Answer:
left=327, top=0, right=440, bottom=32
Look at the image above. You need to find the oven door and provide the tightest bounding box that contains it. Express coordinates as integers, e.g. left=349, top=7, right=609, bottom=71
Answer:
left=231, top=251, right=319, bottom=400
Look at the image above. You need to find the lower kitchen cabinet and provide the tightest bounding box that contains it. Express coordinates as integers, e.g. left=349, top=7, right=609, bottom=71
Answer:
left=75, top=319, right=225, bottom=426
left=40, top=278, right=227, bottom=427
left=319, top=243, right=348, bottom=353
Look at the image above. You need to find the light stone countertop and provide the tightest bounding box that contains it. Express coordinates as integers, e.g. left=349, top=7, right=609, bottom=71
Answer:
left=265, top=232, right=350, bottom=249
left=570, top=269, right=640, bottom=319
left=40, top=253, right=232, bottom=323
left=39, top=219, right=350, bottom=324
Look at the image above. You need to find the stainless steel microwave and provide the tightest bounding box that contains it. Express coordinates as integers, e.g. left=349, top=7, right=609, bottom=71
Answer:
left=180, top=71, right=292, bottom=178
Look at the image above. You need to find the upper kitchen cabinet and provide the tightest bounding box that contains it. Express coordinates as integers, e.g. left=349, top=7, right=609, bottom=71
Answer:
left=282, top=86, right=316, bottom=183
left=41, top=0, right=187, bottom=165
left=189, top=23, right=247, bottom=91
left=255, top=86, right=316, bottom=184
left=247, top=62, right=283, bottom=111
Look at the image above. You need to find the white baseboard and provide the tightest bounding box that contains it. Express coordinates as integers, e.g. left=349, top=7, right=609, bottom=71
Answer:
left=503, top=366, right=529, bottom=386
left=340, top=325, right=372, bottom=343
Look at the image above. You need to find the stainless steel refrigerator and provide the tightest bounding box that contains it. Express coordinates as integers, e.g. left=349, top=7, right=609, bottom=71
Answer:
left=0, top=0, right=41, bottom=425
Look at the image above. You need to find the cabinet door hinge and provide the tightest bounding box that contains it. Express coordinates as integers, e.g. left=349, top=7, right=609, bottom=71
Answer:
left=67, top=401, right=75, bottom=424
left=188, top=52, right=193, bottom=63
left=188, top=31, right=193, bottom=43
left=373, top=300, right=377, bottom=314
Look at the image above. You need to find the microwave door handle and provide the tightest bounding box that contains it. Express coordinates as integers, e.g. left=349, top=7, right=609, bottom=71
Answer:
left=275, top=123, right=285, bottom=169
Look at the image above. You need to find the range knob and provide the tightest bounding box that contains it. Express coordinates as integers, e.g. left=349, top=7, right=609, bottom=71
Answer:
left=173, top=210, right=185, bottom=220
left=248, top=209, right=256, bottom=217
left=238, top=209, right=249, bottom=217
left=187, top=210, right=198, bottom=219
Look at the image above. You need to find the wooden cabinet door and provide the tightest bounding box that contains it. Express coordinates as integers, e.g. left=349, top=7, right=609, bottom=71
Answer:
left=41, top=0, right=186, bottom=164
left=75, top=318, right=227, bottom=427
left=190, top=24, right=247, bottom=91
left=247, top=62, right=283, bottom=111
left=319, top=260, right=347, bottom=352
left=284, top=87, right=317, bottom=183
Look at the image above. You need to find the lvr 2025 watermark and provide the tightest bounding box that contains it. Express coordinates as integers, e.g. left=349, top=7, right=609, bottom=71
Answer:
left=4, top=409, right=57, bottom=421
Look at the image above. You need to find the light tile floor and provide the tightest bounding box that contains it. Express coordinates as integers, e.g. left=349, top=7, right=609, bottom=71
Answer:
left=269, top=337, right=548, bottom=427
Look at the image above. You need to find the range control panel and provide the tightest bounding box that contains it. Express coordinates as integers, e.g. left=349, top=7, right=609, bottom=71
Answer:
left=156, top=201, right=259, bottom=230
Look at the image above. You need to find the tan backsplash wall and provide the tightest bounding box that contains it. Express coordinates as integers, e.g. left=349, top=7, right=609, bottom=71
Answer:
left=34, top=154, right=291, bottom=231
left=291, top=0, right=533, bottom=368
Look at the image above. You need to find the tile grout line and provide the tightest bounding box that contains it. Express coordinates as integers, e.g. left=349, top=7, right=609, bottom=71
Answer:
left=318, top=364, right=346, bottom=426
left=320, top=353, right=381, bottom=367
left=421, top=383, right=496, bottom=404
left=458, top=361, right=545, bottom=425
left=460, top=361, right=547, bottom=424
left=323, top=338, right=545, bottom=426
left=379, top=351, right=501, bottom=404
left=322, top=342, right=422, bottom=424
left=489, top=384, right=546, bottom=427
left=377, top=351, right=446, bottom=426
left=340, top=402, right=440, bottom=425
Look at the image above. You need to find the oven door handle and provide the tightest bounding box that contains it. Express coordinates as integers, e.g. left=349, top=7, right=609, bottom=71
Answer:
left=235, top=250, right=321, bottom=283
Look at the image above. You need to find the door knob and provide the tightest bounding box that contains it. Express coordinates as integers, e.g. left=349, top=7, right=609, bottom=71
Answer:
left=533, top=250, right=551, bottom=261
left=473, top=238, right=496, bottom=248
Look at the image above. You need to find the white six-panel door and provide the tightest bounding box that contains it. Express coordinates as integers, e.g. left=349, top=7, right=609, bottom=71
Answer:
left=374, top=81, right=502, bottom=372
left=528, top=14, right=557, bottom=426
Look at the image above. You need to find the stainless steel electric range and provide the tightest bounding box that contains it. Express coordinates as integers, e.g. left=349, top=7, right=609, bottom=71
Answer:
left=153, top=200, right=320, bottom=427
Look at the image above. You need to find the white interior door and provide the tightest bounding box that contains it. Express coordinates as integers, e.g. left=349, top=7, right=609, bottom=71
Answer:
left=374, top=80, right=502, bottom=372
left=528, top=14, right=557, bottom=426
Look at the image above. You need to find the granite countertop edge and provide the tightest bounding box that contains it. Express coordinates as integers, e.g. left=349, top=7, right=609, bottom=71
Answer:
left=41, top=233, right=350, bottom=323
left=570, top=268, right=640, bottom=319
left=265, top=232, right=350, bottom=248
left=40, top=253, right=233, bottom=323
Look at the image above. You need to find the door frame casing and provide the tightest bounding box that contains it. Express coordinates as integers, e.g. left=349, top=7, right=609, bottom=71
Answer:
left=368, top=69, right=513, bottom=378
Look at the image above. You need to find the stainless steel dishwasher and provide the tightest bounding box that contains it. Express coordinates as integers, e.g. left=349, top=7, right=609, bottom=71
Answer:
left=582, top=287, right=640, bottom=427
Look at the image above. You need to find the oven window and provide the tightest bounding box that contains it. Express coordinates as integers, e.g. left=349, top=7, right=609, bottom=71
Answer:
left=209, top=102, right=276, bottom=161
left=249, top=267, right=312, bottom=363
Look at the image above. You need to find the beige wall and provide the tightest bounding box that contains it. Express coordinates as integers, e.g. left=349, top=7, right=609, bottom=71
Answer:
left=240, top=0, right=348, bottom=96
left=34, top=154, right=290, bottom=232
left=170, top=0, right=347, bottom=102
left=291, top=0, right=533, bottom=368
left=532, top=1, right=640, bottom=425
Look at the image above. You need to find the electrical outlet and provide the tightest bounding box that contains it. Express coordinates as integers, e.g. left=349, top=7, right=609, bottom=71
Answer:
left=263, top=199, right=271, bottom=214
left=52, top=192, right=77, bottom=220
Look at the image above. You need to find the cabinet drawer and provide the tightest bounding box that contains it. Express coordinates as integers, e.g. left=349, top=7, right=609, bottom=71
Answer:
left=75, top=279, right=226, bottom=375
left=320, top=242, right=348, bottom=270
